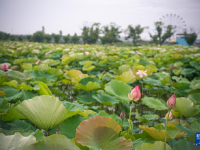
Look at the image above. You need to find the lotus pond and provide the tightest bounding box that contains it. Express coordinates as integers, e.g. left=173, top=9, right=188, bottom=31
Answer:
left=0, top=41, right=200, bottom=150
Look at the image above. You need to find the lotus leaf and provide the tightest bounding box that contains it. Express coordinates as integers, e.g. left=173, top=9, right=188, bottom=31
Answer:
left=115, top=70, right=136, bottom=83
left=92, top=92, right=119, bottom=106
left=143, top=77, right=162, bottom=87
left=135, top=141, right=172, bottom=150
left=34, top=81, right=52, bottom=95
left=76, top=116, right=133, bottom=150
left=113, top=65, right=131, bottom=75
left=7, top=71, right=32, bottom=82
left=141, top=97, right=168, bottom=110
left=0, top=99, right=9, bottom=113
left=27, top=71, right=57, bottom=81
left=15, top=95, right=69, bottom=130
left=3, top=80, right=18, bottom=89
left=82, top=65, right=95, bottom=71
left=105, top=80, right=131, bottom=104
left=189, top=78, right=200, bottom=90
left=0, top=104, right=26, bottom=121
left=65, top=70, right=88, bottom=84
left=77, top=92, right=96, bottom=104
left=76, top=82, right=101, bottom=91
left=172, top=67, right=182, bottom=75
left=0, top=87, right=23, bottom=101
left=26, top=134, right=80, bottom=150
left=22, top=63, right=32, bottom=70
left=173, top=138, right=199, bottom=150
left=175, top=97, right=200, bottom=118
left=139, top=125, right=186, bottom=142
left=0, top=132, right=36, bottom=150
left=180, top=68, right=196, bottom=75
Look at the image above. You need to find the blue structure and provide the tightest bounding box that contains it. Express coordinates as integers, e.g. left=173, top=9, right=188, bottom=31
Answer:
left=176, top=37, right=190, bottom=46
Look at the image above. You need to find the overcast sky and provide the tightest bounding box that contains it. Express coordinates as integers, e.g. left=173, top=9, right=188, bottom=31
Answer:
left=0, top=0, right=200, bottom=40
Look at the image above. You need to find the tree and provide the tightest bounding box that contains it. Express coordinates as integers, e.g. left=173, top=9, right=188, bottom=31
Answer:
left=59, top=30, right=62, bottom=37
left=26, top=35, right=32, bottom=42
left=149, top=22, right=174, bottom=45
left=184, top=28, right=198, bottom=46
left=18, top=36, right=23, bottom=41
left=0, top=31, right=10, bottom=41
left=125, top=25, right=148, bottom=46
left=44, top=34, right=52, bottom=43
left=100, top=22, right=122, bottom=44
left=63, top=34, right=70, bottom=44
left=81, top=23, right=100, bottom=44
left=42, top=26, right=45, bottom=33
left=32, top=31, right=44, bottom=42
left=52, top=33, right=60, bottom=43
left=71, top=33, right=80, bottom=44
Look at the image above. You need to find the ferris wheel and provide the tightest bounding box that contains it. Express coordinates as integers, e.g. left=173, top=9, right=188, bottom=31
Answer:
left=159, top=14, right=187, bottom=35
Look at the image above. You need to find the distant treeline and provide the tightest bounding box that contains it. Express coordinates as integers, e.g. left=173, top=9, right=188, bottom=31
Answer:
left=0, top=22, right=198, bottom=46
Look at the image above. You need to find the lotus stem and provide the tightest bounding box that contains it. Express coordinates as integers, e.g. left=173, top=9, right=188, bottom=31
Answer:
left=164, top=109, right=170, bottom=150
left=128, top=101, right=133, bottom=139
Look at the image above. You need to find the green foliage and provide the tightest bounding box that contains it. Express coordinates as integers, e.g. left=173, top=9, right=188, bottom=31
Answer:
left=44, top=34, right=52, bottom=43
left=149, top=22, right=174, bottom=45
left=52, top=33, right=60, bottom=43
left=100, top=22, right=122, bottom=44
left=81, top=23, right=100, bottom=44
left=63, top=34, right=70, bottom=43
left=125, top=25, right=148, bottom=46
left=32, top=31, right=44, bottom=42
left=70, top=33, right=80, bottom=44
left=184, top=32, right=197, bottom=46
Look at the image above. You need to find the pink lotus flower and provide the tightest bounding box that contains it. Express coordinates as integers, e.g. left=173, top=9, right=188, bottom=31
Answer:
left=102, top=70, right=106, bottom=75
left=165, top=111, right=173, bottom=120
left=166, top=94, right=176, bottom=109
left=35, top=60, right=40, bottom=65
left=128, top=85, right=141, bottom=102
left=136, top=70, right=147, bottom=78
left=169, top=65, right=173, bottom=70
left=120, top=110, right=125, bottom=120
left=1, top=64, right=8, bottom=70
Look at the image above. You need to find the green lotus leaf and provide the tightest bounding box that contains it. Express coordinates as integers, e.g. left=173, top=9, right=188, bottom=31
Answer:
left=3, top=80, right=18, bottom=89
left=175, top=97, right=200, bottom=118
left=180, top=68, right=196, bottom=75
left=154, top=73, right=170, bottom=85
left=76, top=82, right=101, bottom=91
left=0, top=132, right=36, bottom=150
left=0, top=104, right=26, bottom=121
left=0, top=90, right=5, bottom=96
left=0, top=99, right=9, bottom=113
left=42, top=59, right=60, bottom=66
left=18, top=83, right=33, bottom=91
left=92, top=92, right=119, bottom=106
left=0, top=87, right=23, bottom=101
left=47, top=68, right=63, bottom=78
left=0, top=70, right=6, bottom=77
left=107, top=56, right=120, bottom=62
left=26, top=134, right=80, bottom=150
left=7, top=71, right=32, bottom=82
left=135, top=141, right=172, bottom=150
left=172, top=67, right=182, bottom=75
left=172, top=76, right=190, bottom=85
left=13, top=58, right=25, bottom=64
left=188, top=93, right=200, bottom=104
left=141, top=97, right=168, bottom=110
left=143, top=77, right=162, bottom=87
left=6, top=129, right=45, bottom=141
left=135, top=110, right=159, bottom=122
left=15, top=95, right=69, bottom=131
left=34, top=81, right=52, bottom=95
left=134, top=64, right=145, bottom=70
left=173, top=138, right=199, bottom=150
left=61, top=55, right=70, bottom=64
left=27, top=71, right=57, bottom=81
left=83, top=60, right=94, bottom=66
left=115, top=70, right=136, bottom=83
left=21, top=90, right=36, bottom=100
left=189, top=78, right=200, bottom=90
left=78, top=77, right=102, bottom=85
left=77, top=92, right=96, bottom=104
left=65, top=70, right=88, bottom=84
left=33, top=64, right=49, bottom=71
left=113, top=65, right=131, bottom=75
left=105, top=80, right=131, bottom=104
left=146, top=64, right=157, bottom=72
left=174, top=62, right=183, bottom=67
left=22, top=63, right=32, bottom=70
left=82, top=65, right=95, bottom=71
left=139, top=125, right=186, bottom=142
left=76, top=116, right=133, bottom=150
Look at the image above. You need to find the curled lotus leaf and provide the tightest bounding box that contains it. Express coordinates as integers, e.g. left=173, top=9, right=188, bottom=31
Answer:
left=76, top=116, right=133, bottom=150
left=135, top=141, right=172, bottom=150
left=15, top=95, right=69, bottom=131
left=139, top=125, right=186, bottom=142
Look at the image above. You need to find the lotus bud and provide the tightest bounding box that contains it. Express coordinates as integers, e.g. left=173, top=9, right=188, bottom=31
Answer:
left=179, top=78, right=182, bottom=81
left=102, top=70, right=106, bottom=75
left=120, top=110, right=125, bottom=120
left=169, top=65, right=173, bottom=70
left=165, top=111, right=173, bottom=120
left=1, top=64, right=9, bottom=70
left=35, top=60, right=40, bottom=65
left=166, top=94, right=176, bottom=109
left=128, top=85, right=141, bottom=102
